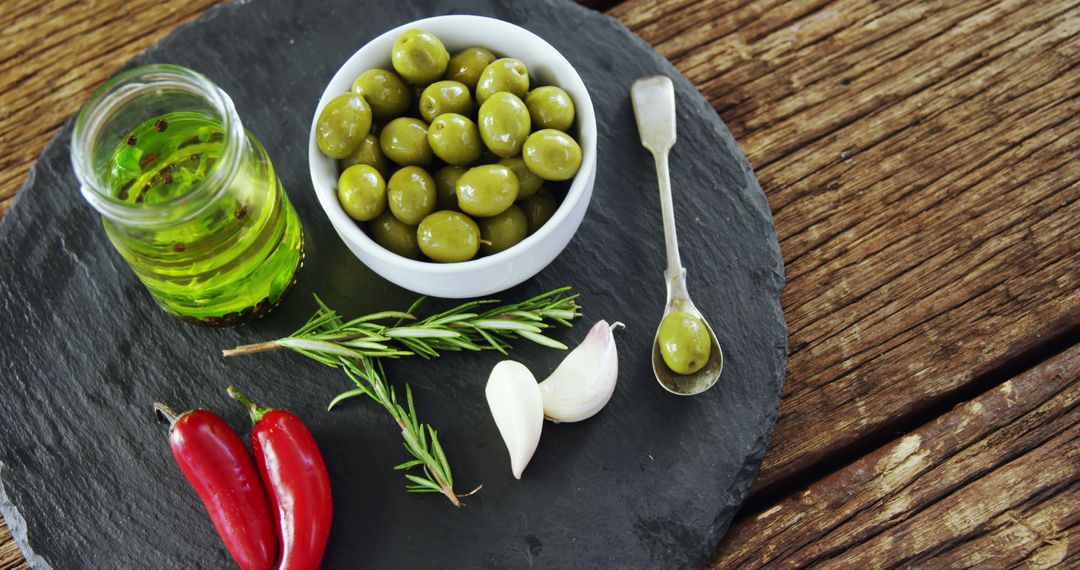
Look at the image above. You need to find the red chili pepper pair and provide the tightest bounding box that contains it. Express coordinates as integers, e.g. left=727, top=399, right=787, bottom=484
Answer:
left=154, top=387, right=332, bottom=570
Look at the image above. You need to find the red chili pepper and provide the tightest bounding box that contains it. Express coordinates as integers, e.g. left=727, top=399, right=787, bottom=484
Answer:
left=227, top=387, right=333, bottom=570
left=153, top=402, right=278, bottom=570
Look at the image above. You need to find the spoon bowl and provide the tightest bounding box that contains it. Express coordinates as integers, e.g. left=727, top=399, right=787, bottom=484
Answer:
left=631, top=75, right=723, bottom=395
left=651, top=270, right=724, bottom=395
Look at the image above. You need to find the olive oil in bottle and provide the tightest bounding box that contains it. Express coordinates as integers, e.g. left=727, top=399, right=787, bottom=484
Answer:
left=73, top=65, right=303, bottom=324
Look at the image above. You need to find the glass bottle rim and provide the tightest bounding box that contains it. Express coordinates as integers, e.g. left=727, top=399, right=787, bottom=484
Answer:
left=71, top=64, right=245, bottom=226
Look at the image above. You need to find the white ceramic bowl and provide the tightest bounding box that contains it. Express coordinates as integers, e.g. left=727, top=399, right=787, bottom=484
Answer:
left=309, top=15, right=597, bottom=298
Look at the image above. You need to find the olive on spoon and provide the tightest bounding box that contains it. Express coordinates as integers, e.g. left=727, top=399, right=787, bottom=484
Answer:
left=630, top=75, right=723, bottom=396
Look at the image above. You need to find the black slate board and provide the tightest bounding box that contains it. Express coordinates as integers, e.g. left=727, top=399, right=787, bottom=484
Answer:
left=0, top=0, right=787, bottom=568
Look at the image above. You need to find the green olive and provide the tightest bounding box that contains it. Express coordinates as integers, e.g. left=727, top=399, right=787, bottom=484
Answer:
left=351, top=68, right=412, bottom=120
left=433, top=166, right=465, bottom=210
left=478, top=205, right=528, bottom=255
left=340, top=134, right=390, bottom=177
left=519, top=188, right=557, bottom=234
left=456, top=164, right=519, bottom=217
left=417, top=210, right=480, bottom=262
left=522, top=129, right=582, bottom=181
left=387, top=166, right=437, bottom=225
left=337, top=165, right=386, bottom=222
left=478, top=92, right=530, bottom=158
left=418, top=80, right=473, bottom=123
left=370, top=210, right=421, bottom=259
left=391, top=29, right=449, bottom=85
left=380, top=117, right=433, bottom=167
left=497, top=157, right=543, bottom=199
left=444, top=47, right=497, bottom=90
left=658, top=311, right=712, bottom=375
left=525, top=86, right=575, bottom=131
left=475, top=58, right=529, bottom=104
left=316, top=93, right=372, bottom=159
left=427, top=113, right=483, bottom=167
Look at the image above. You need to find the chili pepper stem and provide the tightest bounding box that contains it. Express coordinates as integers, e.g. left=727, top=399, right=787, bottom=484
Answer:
left=226, top=386, right=271, bottom=424
left=153, top=402, right=180, bottom=427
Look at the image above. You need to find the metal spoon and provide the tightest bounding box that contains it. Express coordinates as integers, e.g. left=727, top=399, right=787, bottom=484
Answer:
left=631, top=76, right=723, bottom=396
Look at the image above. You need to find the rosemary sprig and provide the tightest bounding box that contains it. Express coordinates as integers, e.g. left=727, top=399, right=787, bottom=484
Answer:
left=338, top=357, right=470, bottom=505
left=223, top=287, right=581, bottom=361
left=223, top=287, right=581, bottom=506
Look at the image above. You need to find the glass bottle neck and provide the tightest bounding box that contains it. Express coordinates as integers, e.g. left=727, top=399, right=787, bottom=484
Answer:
left=71, top=64, right=248, bottom=228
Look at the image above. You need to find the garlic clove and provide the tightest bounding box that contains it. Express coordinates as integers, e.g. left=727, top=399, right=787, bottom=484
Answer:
left=538, top=320, right=620, bottom=423
left=485, top=360, right=544, bottom=479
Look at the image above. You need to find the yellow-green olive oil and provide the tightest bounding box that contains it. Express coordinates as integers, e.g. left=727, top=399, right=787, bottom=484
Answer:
left=102, top=111, right=302, bottom=324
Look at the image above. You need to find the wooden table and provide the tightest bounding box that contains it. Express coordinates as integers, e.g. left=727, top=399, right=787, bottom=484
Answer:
left=2, top=0, right=1077, bottom=567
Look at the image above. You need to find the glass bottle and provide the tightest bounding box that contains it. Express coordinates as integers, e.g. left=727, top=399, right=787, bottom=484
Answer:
left=71, top=64, right=303, bottom=325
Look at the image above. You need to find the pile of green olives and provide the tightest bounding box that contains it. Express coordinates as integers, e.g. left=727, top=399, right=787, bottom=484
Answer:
left=316, top=28, right=583, bottom=263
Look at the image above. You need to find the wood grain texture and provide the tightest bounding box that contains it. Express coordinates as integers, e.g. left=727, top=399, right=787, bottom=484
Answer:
left=2, top=0, right=1078, bottom=567
left=0, top=0, right=227, bottom=216
left=0, top=518, right=23, bottom=570
left=613, top=0, right=1080, bottom=492
left=714, top=343, right=1080, bottom=569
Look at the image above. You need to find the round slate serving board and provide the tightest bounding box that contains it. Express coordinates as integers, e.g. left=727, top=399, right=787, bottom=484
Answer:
left=0, top=0, right=786, bottom=568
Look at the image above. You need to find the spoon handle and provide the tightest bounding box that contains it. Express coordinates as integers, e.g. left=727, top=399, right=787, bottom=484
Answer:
left=653, top=149, right=684, bottom=279
left=630, top=75, right=684, bottom=280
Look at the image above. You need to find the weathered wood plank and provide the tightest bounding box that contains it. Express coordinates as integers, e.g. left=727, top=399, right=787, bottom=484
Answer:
left=714, top=343, right=1080, bottom=568
left=0, top=0, right=228, bottom=216
left=0, top=517, right=24, bottom=570
left=3, top=0, right=1079, bottom=567
left=614, top=0, right=1080, bottom=494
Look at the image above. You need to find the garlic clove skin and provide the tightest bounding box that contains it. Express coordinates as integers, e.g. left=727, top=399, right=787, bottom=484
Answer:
left=485, top=360, right=544, bottom=479
left=538, top=320, right=620, bottom=423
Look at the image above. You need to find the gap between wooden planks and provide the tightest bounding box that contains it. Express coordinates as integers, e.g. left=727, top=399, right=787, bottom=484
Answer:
left=613, top=0, right=1080, bottom=493
left=716, top=343, right=1080, bottom=568
left=606, top=0, right=1079, bottom=564
left=3, top=0, right=1079, bottom=568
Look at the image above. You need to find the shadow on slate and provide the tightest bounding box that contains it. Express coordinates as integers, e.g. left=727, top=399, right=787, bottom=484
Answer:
left=0, top=0, right=787, bottom=568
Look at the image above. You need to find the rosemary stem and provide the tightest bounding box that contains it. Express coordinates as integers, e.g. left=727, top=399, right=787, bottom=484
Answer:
left=398, top=424, right=460, bottom=507
left=222, top=340, right=283, bottom=357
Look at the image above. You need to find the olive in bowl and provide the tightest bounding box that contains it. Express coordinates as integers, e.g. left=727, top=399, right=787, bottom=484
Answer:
left=309, top=15, right=596, bottom=298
